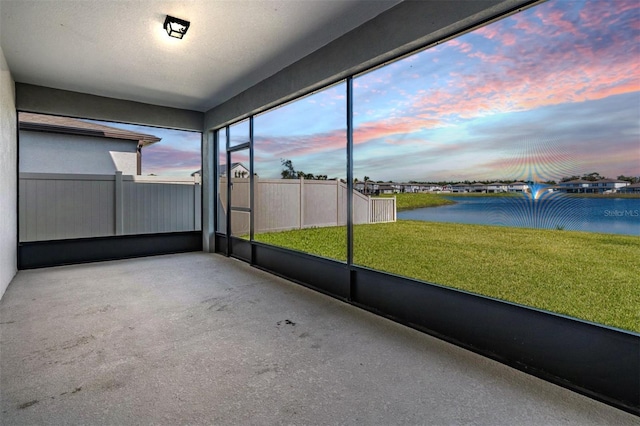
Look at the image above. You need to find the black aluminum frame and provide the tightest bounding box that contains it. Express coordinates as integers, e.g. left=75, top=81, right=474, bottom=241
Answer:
left=212, top=87, right=640, bottom=415
left=209, top=4, right=640, bottom=415
left=225, top=118, right=254, bottom=262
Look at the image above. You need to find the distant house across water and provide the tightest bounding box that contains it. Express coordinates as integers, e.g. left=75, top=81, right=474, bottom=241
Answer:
left=618, top=183, right=640, bottom=194
left=557, top=179, right=629, bottom=194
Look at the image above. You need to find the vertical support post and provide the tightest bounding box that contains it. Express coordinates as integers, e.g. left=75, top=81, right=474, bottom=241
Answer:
left=299, top=177, right=305, bottom=229
left=346, top=77, right=354, bottom=270
left=249, top=117, right=255, bottom=245
left=202, top=131, right=214, bottom=251
left=114, top=171, right=124, bottom=235
left=226, top=127, right=231, bottom=256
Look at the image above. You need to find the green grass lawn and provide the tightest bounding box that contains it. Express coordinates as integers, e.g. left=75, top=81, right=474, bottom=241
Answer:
left=255, top=221, right=640, bottom=333
left=379, top=193, right=455, bottom=211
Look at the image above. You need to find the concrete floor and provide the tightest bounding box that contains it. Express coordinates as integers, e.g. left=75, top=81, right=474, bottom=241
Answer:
left=0, top=253, right=638, bottom=425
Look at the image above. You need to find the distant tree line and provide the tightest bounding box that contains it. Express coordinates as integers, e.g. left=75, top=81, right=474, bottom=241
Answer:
left=283, top=163, right=639, bottom=185
left=352, top=172, right=639, bottom=185
left=281, top=159, right=328, bottom=180
left=559, top=172, right=639, bottom=184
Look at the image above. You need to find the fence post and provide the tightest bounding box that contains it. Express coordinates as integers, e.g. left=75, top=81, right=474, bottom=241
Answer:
left=194, top=177, right=201, bottom=231
left=299, top=177, right=304, bottom=229
left=115, top=171, right=124, bottom=235
left=393, top=196, right=397, bottom=222
left=337, top=180, right=340, bottom=226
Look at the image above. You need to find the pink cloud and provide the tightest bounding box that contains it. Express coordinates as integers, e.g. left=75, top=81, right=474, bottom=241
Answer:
left=143, top=145, right=200, bottom=175
left=354, top=116, right=441, bottom=144
left=255, top=130, right=346, bottom=159
left=448, top=39, right=473, bottom=53
left=407, top=0, right=640, bottom=123
left=350, top=0, right=640, bottom=149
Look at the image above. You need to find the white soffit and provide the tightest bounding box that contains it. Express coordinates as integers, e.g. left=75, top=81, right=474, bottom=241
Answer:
left=0, top=0, right=400, bottom=112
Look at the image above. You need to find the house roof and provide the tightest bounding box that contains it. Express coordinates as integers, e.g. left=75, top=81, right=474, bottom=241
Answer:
left=560, top=178, right=627, bottom=184
left=192, top=162, right=248, bottom=177
left=559, top=179, right=590, bottom=184
left=595, top=178, right=627, bottom=183
left=18, top=112, right=161, bottom=147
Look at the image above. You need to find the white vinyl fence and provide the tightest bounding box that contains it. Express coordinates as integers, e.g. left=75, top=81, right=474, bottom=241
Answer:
left=19, top=174, right=395, bottom=242
left=218, top=178, right=396, bottom=235
left=19, top=172, right=201, bottom=242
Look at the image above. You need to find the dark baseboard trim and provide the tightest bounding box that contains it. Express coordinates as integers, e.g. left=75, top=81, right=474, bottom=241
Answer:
left=252, top=243, right=350, bottom=300
left=18, top=231, right=202, bottom=269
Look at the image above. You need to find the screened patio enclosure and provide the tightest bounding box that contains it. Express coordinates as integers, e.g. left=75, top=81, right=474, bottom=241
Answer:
left=2, top=0, right=638, bottom=416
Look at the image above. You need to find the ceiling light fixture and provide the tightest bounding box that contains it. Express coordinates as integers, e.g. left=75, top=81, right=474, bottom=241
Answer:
left=164, top=15, right=190, bottom=39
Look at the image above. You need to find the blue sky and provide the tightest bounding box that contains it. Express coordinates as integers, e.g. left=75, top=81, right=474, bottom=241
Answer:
left=86, top=120, right=202, bottom=176
left=94, top=0, right=639, bottom=182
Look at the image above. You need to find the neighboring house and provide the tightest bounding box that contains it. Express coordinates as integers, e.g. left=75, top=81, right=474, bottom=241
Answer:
left=470, top=182, right=487, bottom=193
left=557, top=179, right=592, bottom=193
left=619, top=182, right=640, bottom=193
left=355, top=180, right=377, bottom=194
left=508, top=182, right=529, bottom=192
left=590, top=179, right=629, bottom=193
left=400, top=183, right=441, bottom=192
left=400, top=183, right=416, bottom=193
left=221, top=163, right=249, bottom=178
left=19, top=112, right=160, bottom=175
left=557, top=179, right=629, bottom=194
left=486, top=182, right=508, bottom=193
left=451, top=183, right=470, bottom=193
left=192, top=163, right=249, bottom=179
left=377, top=184, right=395, bottom=194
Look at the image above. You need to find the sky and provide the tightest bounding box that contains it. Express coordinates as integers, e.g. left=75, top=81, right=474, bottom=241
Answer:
left=255, top=0, right=640, bottom=182
left=93, top=0, right=639, bottom=182
left=84, top=121, right=202, bottom=177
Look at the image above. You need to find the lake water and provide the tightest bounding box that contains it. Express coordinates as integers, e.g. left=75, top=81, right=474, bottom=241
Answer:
left=398, top=195, right=640, bottom=236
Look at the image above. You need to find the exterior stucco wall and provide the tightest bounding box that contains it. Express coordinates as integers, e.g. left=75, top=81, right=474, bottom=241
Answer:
left=0, top=44, right=17, bottom=299
left=19, top=131, right=138, bottom=175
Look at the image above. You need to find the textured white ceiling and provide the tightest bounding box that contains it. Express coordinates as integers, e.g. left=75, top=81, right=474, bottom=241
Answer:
left=0, top=0, right=400, bottom=112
